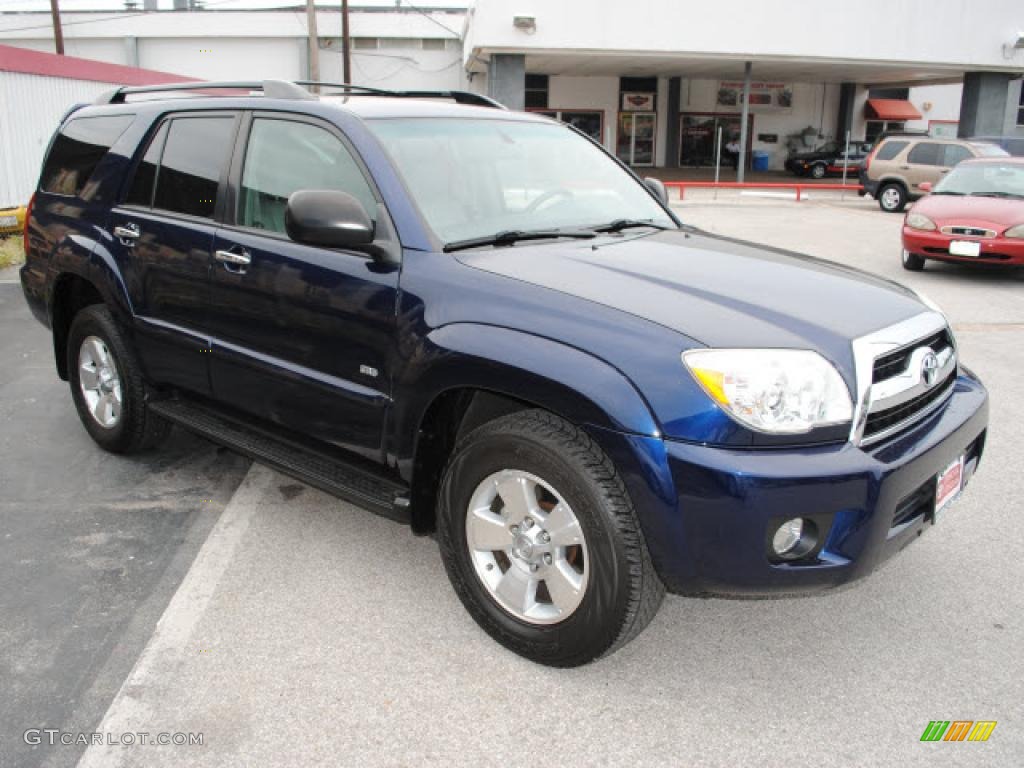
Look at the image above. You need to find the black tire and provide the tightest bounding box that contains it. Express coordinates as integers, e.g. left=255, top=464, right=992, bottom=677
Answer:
left=67, top=304, right=171, bottom=454
left=902, top=249, right=926, bottom=271
left=437, top=409, right=664, bottom=667
left=810, top=163, right=827, bottom=179
left=878, top=182, right=908, bottom=213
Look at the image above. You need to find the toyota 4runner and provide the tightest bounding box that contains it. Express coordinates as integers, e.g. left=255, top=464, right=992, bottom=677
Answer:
left=20, top=80, right=989, bottom=666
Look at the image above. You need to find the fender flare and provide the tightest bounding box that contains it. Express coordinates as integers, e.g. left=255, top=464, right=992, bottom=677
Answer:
left=391, top=323, right=661, bottom=463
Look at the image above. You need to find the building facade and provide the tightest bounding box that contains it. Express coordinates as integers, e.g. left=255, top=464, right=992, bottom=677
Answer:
left=0, top=0, right=1021, bottom=190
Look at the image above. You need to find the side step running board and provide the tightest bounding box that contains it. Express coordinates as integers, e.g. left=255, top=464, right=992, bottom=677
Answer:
left=150, top=398, right=411, bottom=523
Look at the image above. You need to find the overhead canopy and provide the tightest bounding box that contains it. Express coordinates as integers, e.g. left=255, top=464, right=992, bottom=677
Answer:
left=864, top=98, right=923, bottom=121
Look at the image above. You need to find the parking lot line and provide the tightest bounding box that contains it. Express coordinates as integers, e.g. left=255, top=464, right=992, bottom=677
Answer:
left=77, top=465, right=270, bottom=768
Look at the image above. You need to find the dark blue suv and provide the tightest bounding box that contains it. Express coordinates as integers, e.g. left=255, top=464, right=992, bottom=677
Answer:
left=20, top=80, right=989, bottom=666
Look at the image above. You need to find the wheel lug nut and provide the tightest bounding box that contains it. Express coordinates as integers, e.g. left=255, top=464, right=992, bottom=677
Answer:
left=510, top=525, right=519, bottom=534
left=530, top=563, right=539, bottom=572
left=540, top=531, right=550, bottom=543
left=523, top=518, right=534, bottom=529
left=543, top=554, right=552, bottom=565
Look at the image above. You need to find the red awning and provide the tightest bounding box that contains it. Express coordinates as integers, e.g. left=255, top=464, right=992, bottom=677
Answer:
left=864, top=98, right=922, bottom=121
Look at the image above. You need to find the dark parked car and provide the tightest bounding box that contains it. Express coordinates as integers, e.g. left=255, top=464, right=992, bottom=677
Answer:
left=20, top=80, right=988, bottom=666
left=785, top=140, right=872, bottom=179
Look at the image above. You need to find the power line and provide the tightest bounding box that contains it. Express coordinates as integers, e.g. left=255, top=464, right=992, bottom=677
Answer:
left=0, top=0, right=250, bottom=32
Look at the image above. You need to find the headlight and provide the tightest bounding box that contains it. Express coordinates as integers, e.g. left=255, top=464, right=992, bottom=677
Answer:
left=1005, top=223, right=1024, bottom=239
left=682, top=349, right=853, bottom=434
left=905, top=211, right=937, bottom=231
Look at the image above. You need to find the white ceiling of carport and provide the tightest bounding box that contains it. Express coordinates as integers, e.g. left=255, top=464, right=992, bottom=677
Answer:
left=503, top=51, right=971, bottom=86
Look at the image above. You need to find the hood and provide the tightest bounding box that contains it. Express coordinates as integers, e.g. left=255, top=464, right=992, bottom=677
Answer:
left=911, top=194, right=1024, bottom=231
left=455, top=229, right=927, bottom=359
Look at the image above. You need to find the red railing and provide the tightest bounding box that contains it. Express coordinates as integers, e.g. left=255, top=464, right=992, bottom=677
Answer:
left=663, top=181, right=863, bottom=202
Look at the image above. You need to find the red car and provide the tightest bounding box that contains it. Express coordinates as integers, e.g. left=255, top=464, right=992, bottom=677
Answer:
left=901, top=157, right=1024, bottom=271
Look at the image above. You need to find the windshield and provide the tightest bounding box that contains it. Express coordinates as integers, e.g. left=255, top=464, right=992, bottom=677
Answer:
left=933, top=162, right=1024, bottom=198
left=367, top=117, right=675, bottom=244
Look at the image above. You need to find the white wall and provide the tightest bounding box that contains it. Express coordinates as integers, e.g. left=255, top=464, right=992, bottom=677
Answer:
left=906, top=83, right=963, bottom=133
left=0, top=72, right=119, bottom=207
left=466, top=0, right=1024, bottom=74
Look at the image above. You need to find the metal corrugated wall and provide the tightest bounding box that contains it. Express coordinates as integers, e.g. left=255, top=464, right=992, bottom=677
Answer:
left=0, top=72, right=118, bottom=207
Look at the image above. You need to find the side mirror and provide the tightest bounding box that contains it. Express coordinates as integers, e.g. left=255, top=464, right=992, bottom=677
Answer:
left=285, top=190, right=375, bottom=250
left=918, top=182, right=933, bottom=194
left=643, top=176, right=668, bottom=205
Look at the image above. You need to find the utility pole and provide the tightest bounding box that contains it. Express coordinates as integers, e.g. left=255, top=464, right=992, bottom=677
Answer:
left=49, top=0, right=64, bottom=55
left=306, top=0, right=320, bottom=90
left=341, top=0, right=351, bottom=84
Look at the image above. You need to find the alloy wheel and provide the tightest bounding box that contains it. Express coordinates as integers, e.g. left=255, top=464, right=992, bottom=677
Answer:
left=465, top=469, right=589, bottom=625
left=78, top=335, right=123, bottom=428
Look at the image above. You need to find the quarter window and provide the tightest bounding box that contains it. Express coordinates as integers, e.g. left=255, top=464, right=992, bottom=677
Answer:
left=907, top=142, right=942, bottom=166
left=152, top=117, right=235, bottom=219
left=239, top=118, right=376, bottom=235
left=40, top=115, right=134, bottom=197
left=942, top=144, right=972, bottom=167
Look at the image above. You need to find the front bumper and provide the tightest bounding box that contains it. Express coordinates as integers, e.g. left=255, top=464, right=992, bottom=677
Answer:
left=903, top=227, right=1024, bottom=266
left=590, top=370, right=988, bottom=596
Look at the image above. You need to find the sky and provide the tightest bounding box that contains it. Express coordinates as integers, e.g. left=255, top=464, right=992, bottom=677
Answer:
left=0, top=0, right=470, bottom=12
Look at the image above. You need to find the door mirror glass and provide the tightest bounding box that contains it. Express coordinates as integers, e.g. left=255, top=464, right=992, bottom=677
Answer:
left=285, top=190, right=375, bottom=249
left=643, top=176, right=668, bottom=205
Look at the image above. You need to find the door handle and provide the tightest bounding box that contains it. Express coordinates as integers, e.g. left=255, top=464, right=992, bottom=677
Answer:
left=113, top=223, right=140, bottom=245
left=215, top=249, right=252, bottom=267
left=899, top=165, right=911, bottom=170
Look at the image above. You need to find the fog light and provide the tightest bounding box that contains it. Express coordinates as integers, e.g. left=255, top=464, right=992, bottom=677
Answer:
left=772, top=517, right=804, bottom=557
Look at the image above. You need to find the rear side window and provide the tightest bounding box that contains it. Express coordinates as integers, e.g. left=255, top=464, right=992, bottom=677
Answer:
left=152, top=117, right=235, bottom=219
left=942, top=144, right=972, bottom=167
left=40, top=115, right=134, bottom=197
left=238, top=118, right=377, bottom=234
left=874, top=140, right=907, bottom=162
left=907, top=142, right=942, bottom=165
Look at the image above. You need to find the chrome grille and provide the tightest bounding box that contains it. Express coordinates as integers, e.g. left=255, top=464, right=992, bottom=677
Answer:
left=851, top=313, right=957, bottom=447
left=939, top=225, right=996, bottom=238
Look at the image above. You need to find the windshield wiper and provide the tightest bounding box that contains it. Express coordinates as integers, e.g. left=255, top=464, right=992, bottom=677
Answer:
left=970, top=191, right=1023, bottom=199
left=931, top=190, right=964, bottom=196
left=593, top=219, right=670, bottom=233
left=443, top=229, right=596, bottom=253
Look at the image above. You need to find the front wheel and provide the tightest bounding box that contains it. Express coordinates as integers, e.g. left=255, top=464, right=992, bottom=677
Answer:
left=68, top=305, right=170, bottom=454
left=902, top=249, right=926, bottom=271
left=437, top=410, right=664, bottom=667
left=810, top=163, right=827, bottom=179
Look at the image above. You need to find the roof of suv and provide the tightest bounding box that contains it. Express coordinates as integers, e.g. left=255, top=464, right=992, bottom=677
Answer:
left=83, top=80, right=538, bottom=123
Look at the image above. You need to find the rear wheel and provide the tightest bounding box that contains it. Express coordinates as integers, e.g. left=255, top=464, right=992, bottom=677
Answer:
left=810, top=163, right=827, bottom=179
left=437, top=409, right=663, bottom=667
left=902, top=249, right=926, bottom=271
left=68, top=305, right=170, bottom=454
left=878, top=183, right=907, bottom=213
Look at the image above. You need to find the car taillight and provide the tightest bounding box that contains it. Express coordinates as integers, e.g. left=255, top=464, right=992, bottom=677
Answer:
left=23, top=192, right=35, bottom=259
left=864, top=147, right=877, bottom=172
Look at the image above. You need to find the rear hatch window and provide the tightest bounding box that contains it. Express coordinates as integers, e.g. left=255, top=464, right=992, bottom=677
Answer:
left=40, top=114, right=134, bottom=197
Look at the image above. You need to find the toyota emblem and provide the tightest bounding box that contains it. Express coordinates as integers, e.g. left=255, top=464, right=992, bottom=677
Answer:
left=921, top=351, right=940, bottom=388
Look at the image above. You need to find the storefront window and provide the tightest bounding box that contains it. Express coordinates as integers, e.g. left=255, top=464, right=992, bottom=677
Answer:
left=529, top=109, right=603, bottom=143
left=865, top=120, right=905, bottom=143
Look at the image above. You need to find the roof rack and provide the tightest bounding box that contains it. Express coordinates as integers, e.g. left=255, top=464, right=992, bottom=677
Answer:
left=95, top=79, right=505, bottom=109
